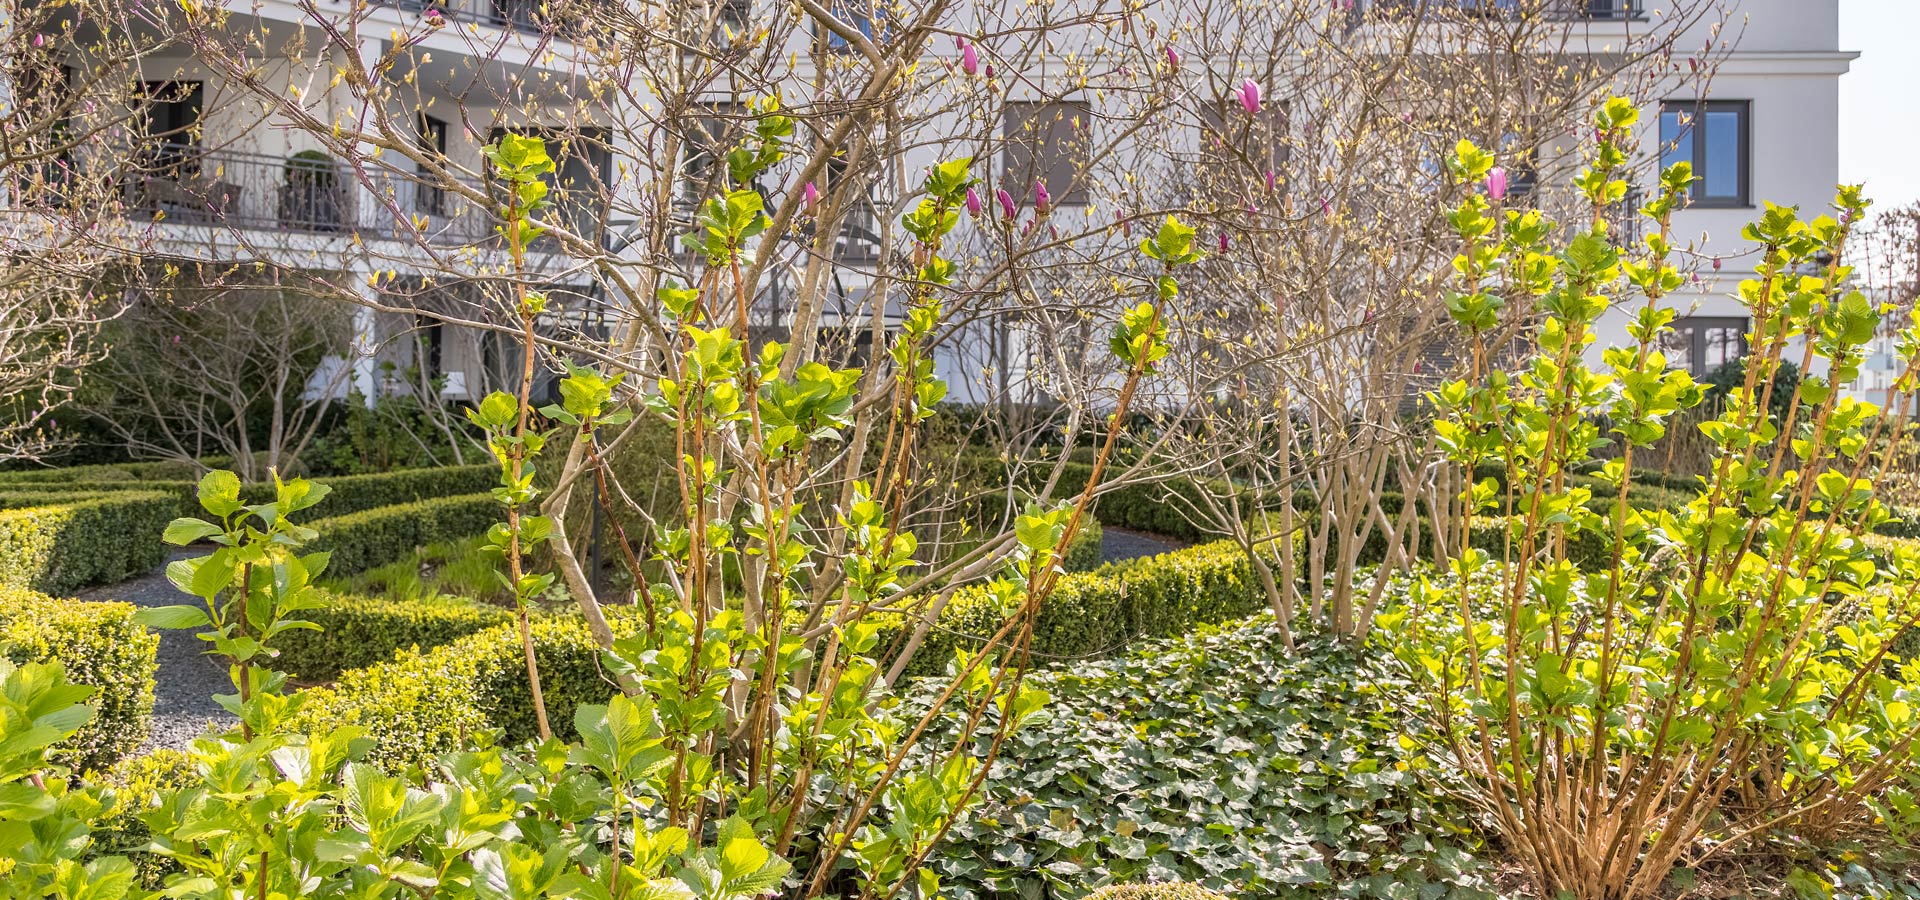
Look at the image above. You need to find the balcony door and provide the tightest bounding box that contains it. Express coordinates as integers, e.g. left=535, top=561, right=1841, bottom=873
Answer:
left=137, top=81, right=203, bottom=177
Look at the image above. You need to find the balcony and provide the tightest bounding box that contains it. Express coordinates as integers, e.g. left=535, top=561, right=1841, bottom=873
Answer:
left=1364, top=0, right=1644, bottom=22
left=116, top=145, right=495, bottom=245
left=371, top=0, right=592, bottom=36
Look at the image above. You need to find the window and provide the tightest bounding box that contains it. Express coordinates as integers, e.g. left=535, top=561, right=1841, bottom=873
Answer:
left=1200, top=96, right=1290, bottom=174
left=1662, top=316, right=1748, bottom=377
left=1003, top=100, right=1092, bottom=207
left=818, top=0, right=889, bottom=52
left=1660, top=100, right=1749, bottom=207
left=680, top=105, right=742, bottom=206
left=415, top=114, right=449, bottom=215
left=487, top=127, right=612, bottom=241
left=137, top=81, right=203, bottom=176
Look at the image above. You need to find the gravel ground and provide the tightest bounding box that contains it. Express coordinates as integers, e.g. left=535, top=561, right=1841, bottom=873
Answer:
left=70, top=528, right=1181, bottom=755
left=1099, top=526, right=1187, bottom=564
left=76, top=550, right=233, bottom=753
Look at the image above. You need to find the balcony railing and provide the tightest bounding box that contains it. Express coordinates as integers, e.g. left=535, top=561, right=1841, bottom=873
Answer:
left=118, top=144, right=497, bottom=245
left=371, top=0, right=592, bottom=36
left=1364, top=0, right=1644, bottom=22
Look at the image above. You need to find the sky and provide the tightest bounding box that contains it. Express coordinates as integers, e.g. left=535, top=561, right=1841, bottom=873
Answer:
left=1840, top=0, right=1920, bottom=210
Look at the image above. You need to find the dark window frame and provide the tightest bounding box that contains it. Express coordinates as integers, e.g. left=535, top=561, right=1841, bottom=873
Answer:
left=1664, top=315, right=1750, bottom=377
left=415, top=113, right=450, bottom=215
left=1660, top=99, right=1751, bottom=209
left=1002, top=99, right=1094, bottom=208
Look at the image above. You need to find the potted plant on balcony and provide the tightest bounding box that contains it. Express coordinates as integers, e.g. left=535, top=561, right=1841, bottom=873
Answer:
left=279, top=148, right=347, bottom=232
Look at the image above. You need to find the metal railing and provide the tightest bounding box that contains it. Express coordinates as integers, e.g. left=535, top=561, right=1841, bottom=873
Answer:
left=370, top=0, right=594, bottom=36
left=117, top=144, right=498, bottom=245
left=1363, top=0, right=1643, bottom=22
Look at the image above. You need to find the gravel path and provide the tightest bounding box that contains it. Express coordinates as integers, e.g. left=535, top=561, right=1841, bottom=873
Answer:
left=1099, top=527, right=1187, bottom=564
left=76, top=550, right=233, bottom=753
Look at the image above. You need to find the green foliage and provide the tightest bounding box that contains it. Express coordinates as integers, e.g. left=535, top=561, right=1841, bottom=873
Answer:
left=275, top=591, right=515, bottom=682
left=1082, top=884, right=1231, bottom=900
left=889, top=539, right=1266, bottom=679
left=0, top=458, right=207, bottom=485
left=0, top=587, right=158, bottom=772
left=330, top=534, right=517, bottom=605
left=926, top=614, right=1491, bottom=900
left=289, top=611, right=630, bottom=769
left=1412, top=115, right=1919, bottom=900
left=0, top=491, right=175, bottom=592
left=308, top=492, right=502, bottom=576
left=246, top=464, right=496, bottom=519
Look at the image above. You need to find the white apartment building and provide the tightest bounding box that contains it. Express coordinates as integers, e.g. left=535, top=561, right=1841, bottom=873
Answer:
left=4, top=0, right=1855, bottom=410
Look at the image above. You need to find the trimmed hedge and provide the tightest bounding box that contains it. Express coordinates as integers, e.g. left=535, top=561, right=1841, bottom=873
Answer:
left=890, top=538, right=1267, bottom=679
left=1063, top=518, right=1104, bottom=572
left=287, top=535, right=1265, bottom=768
left=290, top=611, right=634, bottom=770
left=0, top=463, right=501, bottom=521
left=245, top=464, right=495, bottom=519
left=278, top=592, right=514, bottom=683
left=1083, top=885, right=1230, bottom=900
left=0, top=587, right=158, bottom=772
left=0, top=459, right=205, bottom=485
left=308, top=492, right=501, bottom=577
left=0, top=492, right=177, bottom=592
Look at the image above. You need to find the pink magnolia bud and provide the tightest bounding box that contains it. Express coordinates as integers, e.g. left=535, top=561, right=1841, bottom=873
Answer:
left=1712, top=257, right=1723, bottom=271
left=1034, top=180, right=1051, bottom=213
left=1319, top=197, right=1333, bottom=218
left=996, top=188, right=1016, bottom=219
left=1236, top=78, right=1262, bottom=115
left=1486, top=167, right=1509, bottom=200
left=803, top=181, right=820, bottom=207
left=1165, top=45, right=1180, bottom=68
left=1218, top=232, right=1229, bottom=252
left=984, top=64, right=994, bottom=79
left=1264, top=170, right=1278, bottom=193
left=964, top=187, right=983, bottom=216
left=961, top=44, right=979, bottom=76
left=32, top=33, right=47, bottom=47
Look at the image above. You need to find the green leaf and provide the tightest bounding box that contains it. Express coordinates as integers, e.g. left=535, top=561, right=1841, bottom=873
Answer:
left=162, top=517, right=225, bottom=546
left=132, top=605, right=212, bottom=630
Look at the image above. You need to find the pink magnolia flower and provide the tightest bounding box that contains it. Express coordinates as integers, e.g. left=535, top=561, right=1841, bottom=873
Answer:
left=1486, top=167, right=1509, bottom=201
left=32, top=33, right=47, bottom=47
left=961, top=43, right=979, bottom=76
left=1264, top=170, right=1278, bottom=193
left=1319, top=196, right=1333, bottom=217
left=1166, top=45, right=1180, bottom=68
left=964, top=187, right=983, bottom=216
left=1235, top=78, right=1262, bottom=115
left=996, top=188, right=1016, bottom=219
left=802, top=181, right=820, bottom=207
left=1034, top=180, right=1051, bottom=213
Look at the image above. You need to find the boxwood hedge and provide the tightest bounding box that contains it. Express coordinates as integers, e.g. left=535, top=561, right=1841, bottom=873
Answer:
left=284, top=533, right=1273, bottom=768
left=289, top=611, right=637, bottom=769
left=277, top=592, right=514, bottom=683
left=0, top=492, right=177, bottom=592
left=308, top=492, right=501, bottom=577
left=0, top=463, right=499, bottom=520
left=0, top=587, right=158, bottom=772
left=890, top=538, right=1269, bottom=679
